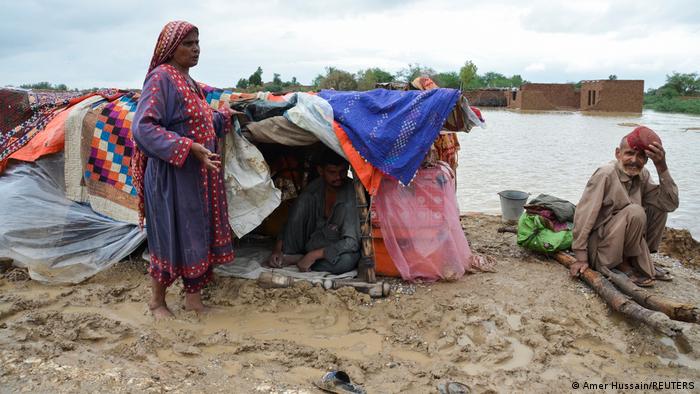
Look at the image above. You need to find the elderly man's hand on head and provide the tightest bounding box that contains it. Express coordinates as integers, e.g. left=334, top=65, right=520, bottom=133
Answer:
left=645, top=142, right=667, bottom=173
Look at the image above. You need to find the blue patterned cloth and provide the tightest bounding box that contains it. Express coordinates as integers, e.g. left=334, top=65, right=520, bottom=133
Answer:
left=318, top=88, right=460, bottom=185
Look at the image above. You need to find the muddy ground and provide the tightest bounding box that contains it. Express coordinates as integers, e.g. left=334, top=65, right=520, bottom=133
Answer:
left=1, top=213, right=699, bottom=393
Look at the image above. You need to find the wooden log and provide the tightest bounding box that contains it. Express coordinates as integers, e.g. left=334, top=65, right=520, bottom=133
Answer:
left=323, top=279, right=391, bottom=298
left=352, top=170, right=376, bottom=283
left=552, top=252, right=690, bottom=350
left=497, top=226, right=517, bottom=234
left=597, top=265, right=700, bottom=324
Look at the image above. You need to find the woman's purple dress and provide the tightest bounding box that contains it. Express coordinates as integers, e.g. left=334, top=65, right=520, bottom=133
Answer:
left=132, top=64, right=234, bottom=293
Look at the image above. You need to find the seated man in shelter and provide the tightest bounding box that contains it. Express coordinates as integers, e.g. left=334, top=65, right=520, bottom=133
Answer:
left=570, top=127, right=679, bottom=286
left=266, top=149, right=360, bottom=274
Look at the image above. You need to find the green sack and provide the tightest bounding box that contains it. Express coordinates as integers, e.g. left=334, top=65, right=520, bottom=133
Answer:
left=517, top=213, right=572, bottom=254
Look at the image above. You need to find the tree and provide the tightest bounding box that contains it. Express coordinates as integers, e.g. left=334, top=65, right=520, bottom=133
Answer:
left=273, top=73, right=282, bottom=85
left=662, top=72, right=700, bottom=96
left=248, top=66, right=263, bottom=87
left=432, top=72, right=460, bottom=89
left=459, top=61, right=478, bottom=89
left=481, top=72, right=511, bottom=88
left=356, top=67, right=394, bottom=90
left=396, top=63, right=436, bottom=84
left=290, top=76, right=298, bottom=86
left=236, top=78, right=249, bottom=89
left=608, top=74, right=618, bottom=80
left=317, top=67, right=357, bottom=91
left=19, top=81, right=70, bottom=91
left=510, top=74, right=525, bottom=87
left=312, top=74, right=324, bottom=88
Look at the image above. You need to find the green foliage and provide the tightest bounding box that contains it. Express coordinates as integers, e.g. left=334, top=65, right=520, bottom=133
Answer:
left=432, top=72, right=460, bottom=89
left=316, top=67, right=358, bottom=91
left=248, top=66, right=263, bottom=87
left=396, top=63, right=436, bottom=84
left=644, top=95, right=700, bottom=114
left=356, top=67, right=394, bottom=90
left=459, top=61, right=478, bottom=89
left=643, top=71, right=700, bottom=114
left=272, top=73, right=282, bottom=85
left=510, top=75, right=524, bottom=87
left=481, top=72, right=514, bottom=88
left=662, top=72, right=700, bottom=96
left=19, top=81, right=69, bottom=91
left=235, top=78, right=249, bottom=89
left=608, top=74, right=618, bottom=80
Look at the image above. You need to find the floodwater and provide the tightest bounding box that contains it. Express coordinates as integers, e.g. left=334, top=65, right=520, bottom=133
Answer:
left=456, top=109, right=700, bottom=239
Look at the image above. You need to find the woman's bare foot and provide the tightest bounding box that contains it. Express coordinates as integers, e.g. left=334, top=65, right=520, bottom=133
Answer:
left=149, top=277, right=174, bottom=319
left=148, top=301, right=175, bottom=319
left=184, top=292, right=212, bottom=314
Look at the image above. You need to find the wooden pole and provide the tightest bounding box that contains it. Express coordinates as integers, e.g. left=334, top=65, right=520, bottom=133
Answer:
left=598, top=265, right=700, bottom=324
left=497, top=225, right=699, bottom=323
left=352, top=170, right=376, bottom=283
left=553, top=252, right=691, bottom=350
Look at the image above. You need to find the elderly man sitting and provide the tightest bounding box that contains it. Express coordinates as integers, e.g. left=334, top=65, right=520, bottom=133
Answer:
left=569, top=127, right=679, bottom=286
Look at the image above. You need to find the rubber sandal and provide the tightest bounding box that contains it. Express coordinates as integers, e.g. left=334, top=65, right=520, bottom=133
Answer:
left=313, top=371, right=366, bottom=394
left=654, top=267, right=673, bottom=281
left=438, top=381, right=471, bottom=394
left=632, top=276, right=655, bottom=287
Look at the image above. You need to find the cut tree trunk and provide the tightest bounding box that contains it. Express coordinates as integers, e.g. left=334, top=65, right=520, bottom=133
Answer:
left=597, top=265, right=700, bottom=324
left=553, top=252, right=691, bottom=351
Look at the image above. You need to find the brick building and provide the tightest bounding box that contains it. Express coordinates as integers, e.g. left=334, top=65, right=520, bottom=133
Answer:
left=507, top=80, right=644, bottom=112
left=463, top=88, right=509, bottom=107
left=506, top=83, right=580, bottom=110
left=579, top=80, right=644, bottom=112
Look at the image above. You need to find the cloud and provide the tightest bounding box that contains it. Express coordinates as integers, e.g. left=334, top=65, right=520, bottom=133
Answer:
left=519, top=0, right=700, bottom=36
left=1, top=0, right=698, bottom=90
left=525, top=63, right=546, bottom=72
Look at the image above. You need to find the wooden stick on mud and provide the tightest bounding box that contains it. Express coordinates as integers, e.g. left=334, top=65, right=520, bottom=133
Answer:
left=553, top=252, right=691, bottom=351
left=597, top=265, right=700, bottom=324
left=497, top=226, right=518, bottom=234
left=351, top=170, right=376, bottom=283
left=498, top=226, right=699, bottom=322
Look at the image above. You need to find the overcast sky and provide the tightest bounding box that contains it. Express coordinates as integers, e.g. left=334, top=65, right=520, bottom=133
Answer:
left=1, top=0, right=698, bottom=90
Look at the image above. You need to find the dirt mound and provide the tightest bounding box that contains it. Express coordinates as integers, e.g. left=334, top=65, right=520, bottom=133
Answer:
left=660, top=227, right=700, bottom=267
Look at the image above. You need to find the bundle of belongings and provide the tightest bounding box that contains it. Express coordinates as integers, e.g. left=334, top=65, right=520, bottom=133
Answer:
left=0, top=80, right=487, bottom=284
left=517, top=194, right=576, bottom=254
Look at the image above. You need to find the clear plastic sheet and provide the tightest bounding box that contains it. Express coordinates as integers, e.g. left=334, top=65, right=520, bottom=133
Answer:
left=0, top=153, right=146, bottom=283
left=374, top=163, right=476, bottom=281
left=283, top=93, right=346, bottom=158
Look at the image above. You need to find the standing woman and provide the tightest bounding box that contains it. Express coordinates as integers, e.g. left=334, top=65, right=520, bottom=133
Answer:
left=133, top=21, right=234, bottom=318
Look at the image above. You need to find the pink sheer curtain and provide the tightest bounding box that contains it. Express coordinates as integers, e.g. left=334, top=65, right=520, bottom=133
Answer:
left=374, top=163, right=476, bottom=281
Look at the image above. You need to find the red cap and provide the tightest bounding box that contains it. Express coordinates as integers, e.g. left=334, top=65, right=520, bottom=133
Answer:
left=626, top=126, right=661, bottom=151
left=470, top=106, right=484, bottom=122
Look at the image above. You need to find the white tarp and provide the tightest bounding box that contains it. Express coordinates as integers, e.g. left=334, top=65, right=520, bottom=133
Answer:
left=0, top=154, right=145, bottom=283
left=222, top=125, right=282, bottom=238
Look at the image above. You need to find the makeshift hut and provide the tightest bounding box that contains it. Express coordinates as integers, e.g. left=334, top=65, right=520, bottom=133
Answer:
left=0, top=81, right=486, bottom=287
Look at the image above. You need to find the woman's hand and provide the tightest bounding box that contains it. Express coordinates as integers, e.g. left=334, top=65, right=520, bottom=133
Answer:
left=190, top=142, right=221, bottom=171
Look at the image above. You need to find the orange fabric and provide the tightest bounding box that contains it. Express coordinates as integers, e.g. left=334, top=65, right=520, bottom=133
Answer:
left=332, top=121, right=383, bottom=195
left=9, top=105, right=77, bottom=163
left=372, top=227, right=401, bottom=277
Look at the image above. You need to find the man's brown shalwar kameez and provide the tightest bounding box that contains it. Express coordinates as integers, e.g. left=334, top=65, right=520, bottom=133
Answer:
left=573, top=161, right=679, bottom=278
